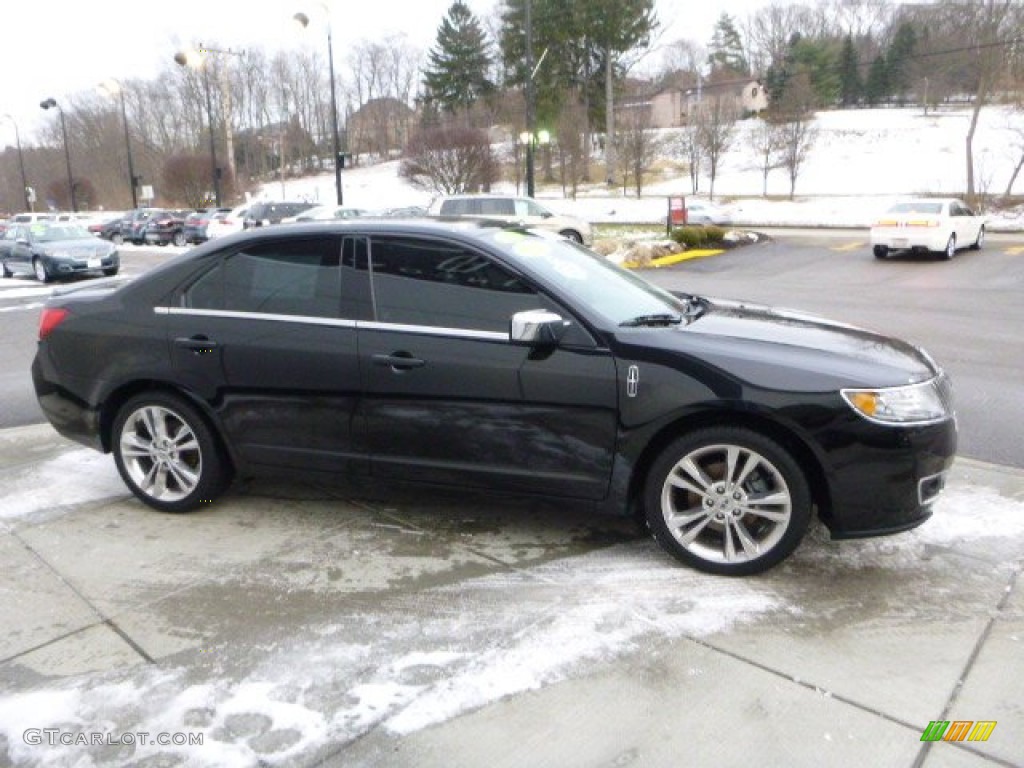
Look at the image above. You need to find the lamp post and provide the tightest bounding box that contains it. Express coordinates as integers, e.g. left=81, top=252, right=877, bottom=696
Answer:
left=39, top=98, right=77, bottom=212
left=98, top=80, right=139, bottom=209
left=174, top=49, right=221, bottom=207
left=294, top=5, right=343, bottom=205
left=2, top=114, right=31, bottom=211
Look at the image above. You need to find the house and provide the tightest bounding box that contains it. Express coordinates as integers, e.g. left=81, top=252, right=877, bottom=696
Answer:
left=346, top=97, right=416, bottom=159
left=617, top=78, right=769, bottom=129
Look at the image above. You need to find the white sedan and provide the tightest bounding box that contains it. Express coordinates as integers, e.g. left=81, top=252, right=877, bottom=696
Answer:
left=870, top=198, right=985, bottom=260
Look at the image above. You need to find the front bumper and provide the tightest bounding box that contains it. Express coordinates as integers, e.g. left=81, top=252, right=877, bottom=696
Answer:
left=46, top=253, right=119, bottom=277
left=819, top=416, right=957, bottom=539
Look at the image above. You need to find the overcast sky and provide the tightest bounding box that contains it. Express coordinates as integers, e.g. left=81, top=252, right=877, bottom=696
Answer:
left=2, top=0, right=767, bottom=143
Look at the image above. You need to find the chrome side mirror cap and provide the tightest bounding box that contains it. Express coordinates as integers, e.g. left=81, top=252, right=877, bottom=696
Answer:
left=510, top=309, right=568, bottom=346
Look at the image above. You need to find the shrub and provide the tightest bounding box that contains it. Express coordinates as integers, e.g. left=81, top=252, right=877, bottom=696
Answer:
left=702, top=225, right=727, bottom=243
left=670, top=226, right=707, bottom=248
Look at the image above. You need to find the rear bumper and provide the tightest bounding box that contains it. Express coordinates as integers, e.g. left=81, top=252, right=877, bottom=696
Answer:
left=31, top=355, right=104, bottom=451
left=870, top=228, right=946, bottom=252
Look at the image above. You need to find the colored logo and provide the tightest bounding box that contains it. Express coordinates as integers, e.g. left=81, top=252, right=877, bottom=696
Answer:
left=920, top=721, right=996, bottom=742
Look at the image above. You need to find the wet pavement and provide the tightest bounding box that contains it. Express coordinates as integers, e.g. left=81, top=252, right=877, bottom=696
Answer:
left=0, top=423, right=1022, bottom=767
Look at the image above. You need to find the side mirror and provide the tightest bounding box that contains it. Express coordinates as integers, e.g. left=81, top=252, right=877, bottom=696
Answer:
left=510, top=309, right=568, bottom=346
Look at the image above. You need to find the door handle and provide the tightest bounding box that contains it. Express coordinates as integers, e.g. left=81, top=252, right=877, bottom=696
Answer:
left=174, top=336, right=218, bottom=355
left=372, top=352, right=425, bottom=371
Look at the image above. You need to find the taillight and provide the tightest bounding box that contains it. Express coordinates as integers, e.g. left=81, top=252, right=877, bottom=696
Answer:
left=39, top=308, right=69, bottom=340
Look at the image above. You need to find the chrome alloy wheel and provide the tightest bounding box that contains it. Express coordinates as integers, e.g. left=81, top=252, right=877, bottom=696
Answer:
left=118, top=405, right=202, bottom=502
left=659, top=443, right=792, bottom=565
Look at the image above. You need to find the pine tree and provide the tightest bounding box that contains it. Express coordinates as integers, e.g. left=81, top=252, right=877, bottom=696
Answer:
left=864, top=55, right=890, bottom=106
left=838, top=35, right=862, bottom=107
left=886, top=22, right=917, bottom=105
left=707, top=13, right=749, bottom=75
left=422, top=1, right=494, bottom=116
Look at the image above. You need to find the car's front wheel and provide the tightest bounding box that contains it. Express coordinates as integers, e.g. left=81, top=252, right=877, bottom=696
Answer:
left=33, top=258, right=51, bottom=283
left=112, top=233, right=124, bottom=245
left=172, top=231, right=186, bottom=247
left=559, top=229, right=584, bottom=244
left=643, top=427, right=812, bottom=576
left=971, top=226, right=985, bottom=251
left=112, top=393, right=231, bottom=513
left=1, top=260, right=12, bottom=278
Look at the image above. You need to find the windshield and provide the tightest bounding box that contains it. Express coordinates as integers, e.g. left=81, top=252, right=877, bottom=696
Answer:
left=484, top=229, right=688, bottom=326
left=33, top=225, right=94, bottom=242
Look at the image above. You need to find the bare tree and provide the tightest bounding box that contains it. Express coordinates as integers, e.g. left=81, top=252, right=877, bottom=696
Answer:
left=668, top=124, right=703, bottom=194
left=771, top=72, right=818, bottom=200
left=616, top=107, right=661, bottom=197
left=555, top=97, right=588, bottom=199
left=748, top=118, right=787, bottom=197
left=400, top=124, right=497, bottom=195
left=692, top=95, right=739, bottom=200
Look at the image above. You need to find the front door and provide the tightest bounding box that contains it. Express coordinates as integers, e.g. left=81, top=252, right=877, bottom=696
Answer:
left=356, top=234, right=618, bottom=500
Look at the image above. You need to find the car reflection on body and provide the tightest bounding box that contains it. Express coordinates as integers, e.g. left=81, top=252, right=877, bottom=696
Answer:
left=1, top=222, right=119, bottom=282
left=870, top=198, right=985, bottom=260
left=32, top=219, right=956, bottom=575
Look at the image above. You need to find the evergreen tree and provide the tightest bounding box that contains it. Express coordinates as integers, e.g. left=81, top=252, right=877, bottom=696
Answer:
left=707, top=13, right=749, bottom=75
left=864, top=55, right=890, bottom=106
left=422, top=1, right=495, bottom=115
left=886, top=22, right=917, bottom=105
left=838, top=35, right=862, bottom=107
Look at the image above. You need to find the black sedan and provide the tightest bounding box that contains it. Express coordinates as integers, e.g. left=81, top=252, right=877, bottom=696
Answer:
left=31, top=220, right=956, bottom=575
left=2, top=222, right=119, bottom=282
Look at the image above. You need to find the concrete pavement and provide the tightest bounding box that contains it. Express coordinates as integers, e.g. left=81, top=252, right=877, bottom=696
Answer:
left=0, top=422, right=1021, bottom=767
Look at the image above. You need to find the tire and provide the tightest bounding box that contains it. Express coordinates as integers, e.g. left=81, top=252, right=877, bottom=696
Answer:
left=1, top=260, right=12, bottom=278
left=971, top=226, right=985, bottom=251
left=112, top=392, right=232, bottom=513
left=873, top=245, right=889, bottom=259
left=941, top=234, right=956, bottom=260
left=103, top=266, right=119, bottom=277
left=172, top=231, right=186, bottom=248
left=559, top=229, right=584, bottom=244
left=643, top=427, right=812, bottom=576
left=33, top=258, right=51, bottom=283
left=112, top=233, right=124, bottom=245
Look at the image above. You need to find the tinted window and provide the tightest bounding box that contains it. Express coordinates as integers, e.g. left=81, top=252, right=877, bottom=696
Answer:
left=440, top=199, right=471, bottom=215
left=478, top=198, right=514, bottom=216
left=186, top=237, right=341, bottom=318
left=369, top=236, right=539, bottom=332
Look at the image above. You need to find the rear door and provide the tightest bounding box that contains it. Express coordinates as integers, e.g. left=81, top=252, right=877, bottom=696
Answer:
left=356, top=234, right=618, bottom=499
left=166, top=234, right=370, bottom=473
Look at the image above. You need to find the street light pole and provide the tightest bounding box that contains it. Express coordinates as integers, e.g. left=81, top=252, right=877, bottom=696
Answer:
left=524, top=0, right=536, bottom=198
left=2, top=114, right=31, bottom=211
left=40, top=98, right=77, bottom=212
left=174, top=50, right=221, bottom=207
left=295, top=6, right=343, bottom=205
left=100, top=81, right=138, bottom=209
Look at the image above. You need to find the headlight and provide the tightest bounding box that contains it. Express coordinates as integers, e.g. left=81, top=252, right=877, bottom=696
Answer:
left=841, top=377, right=952, bottom=425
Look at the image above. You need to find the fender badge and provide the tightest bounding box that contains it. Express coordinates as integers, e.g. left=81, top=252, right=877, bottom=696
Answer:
left=627, top=365, right=639, bottom=398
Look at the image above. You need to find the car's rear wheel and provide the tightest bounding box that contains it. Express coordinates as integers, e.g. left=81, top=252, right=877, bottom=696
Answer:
left=559, top=229, right=584, bottom=244
left=941, top=234, right=956, bottom=260
left=172, top=231, right=186, bottom=247
left=643, top=427, right=812, bottom=576
left=103, top=266, right=119, bottom=277
left=112, top=233, right=124, bottom=245
left=873, top=245, right=889, bottom=259
left=112, top=393, right=231, bottom=513
left=971, top=226, right=985, bottom=250
left=33, top=258, right=51, bottom=283
left=1, top=260, right=12, bottom=278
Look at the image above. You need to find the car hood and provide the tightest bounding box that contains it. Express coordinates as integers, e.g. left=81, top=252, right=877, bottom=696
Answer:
left=39, top=238, right=114, bottom=257
left=618, top=297, right=939, bottom=391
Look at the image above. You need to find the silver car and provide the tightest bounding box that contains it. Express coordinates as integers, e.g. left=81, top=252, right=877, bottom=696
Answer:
left=432, top=194, right=593, bottom=245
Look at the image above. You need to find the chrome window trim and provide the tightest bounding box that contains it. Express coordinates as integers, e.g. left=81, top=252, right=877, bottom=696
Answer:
left=153, top=306, right=507, bottom=341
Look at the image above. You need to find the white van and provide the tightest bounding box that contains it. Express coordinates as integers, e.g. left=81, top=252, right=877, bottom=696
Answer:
left=430, top=194, right=593, bottom=246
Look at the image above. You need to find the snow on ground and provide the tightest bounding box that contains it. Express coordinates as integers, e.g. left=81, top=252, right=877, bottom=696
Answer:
left=255, top=106, right=1024, bottom=232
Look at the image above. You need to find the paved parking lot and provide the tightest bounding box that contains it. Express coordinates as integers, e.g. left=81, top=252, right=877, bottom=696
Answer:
left=1, top=423, right=1022, bottom=767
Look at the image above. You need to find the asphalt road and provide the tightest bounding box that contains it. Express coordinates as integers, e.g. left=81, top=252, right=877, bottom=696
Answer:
left=1, top=232, right=1022, bottom=467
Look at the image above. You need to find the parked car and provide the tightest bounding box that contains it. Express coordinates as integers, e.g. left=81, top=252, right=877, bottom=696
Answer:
left=10, top=212, right=55, bottom=224
left=183, top=208, right=232, bottom=244
left=31, top=219, right=956, bottom=576
left=242, top=201, right=316, bottom=229
left=205, top=205, right=249, bottom=240
left=120, top=208, right=162, bottom=245
left=683, top=200, right=732, bottom=226
left=430, top=194, right=593, bottom=245
left=91, top=214, right=130, bottom=242
left=144, top=209, right=192, bottom=247
left=1, top=222, right=119, bottom=282
left=281, top=205, right=368, bottom=223
left=870, top=198, right=985, bottom=260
